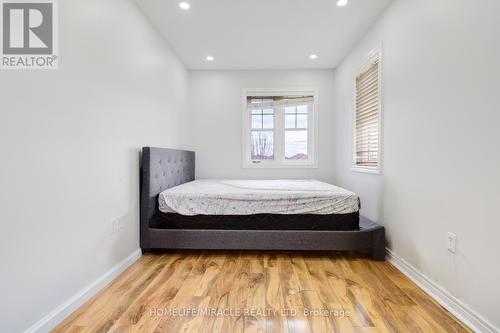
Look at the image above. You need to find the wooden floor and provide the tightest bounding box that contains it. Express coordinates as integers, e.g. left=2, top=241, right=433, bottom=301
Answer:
left=54, top=252, right=471, bottom=333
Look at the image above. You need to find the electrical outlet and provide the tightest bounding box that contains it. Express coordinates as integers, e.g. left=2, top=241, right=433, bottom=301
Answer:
left=447, top=232, right=456, bottom=253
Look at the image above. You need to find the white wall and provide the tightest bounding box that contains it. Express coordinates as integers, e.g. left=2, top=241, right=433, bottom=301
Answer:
left=189, top=70, right=336, bottom=182
left=332, top=0, right=500, bottom=329
left=0, top=0, right=190, bottom=331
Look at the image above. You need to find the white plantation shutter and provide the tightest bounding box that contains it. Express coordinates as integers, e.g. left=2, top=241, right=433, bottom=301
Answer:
left=355, top=56, right=380, bottom=167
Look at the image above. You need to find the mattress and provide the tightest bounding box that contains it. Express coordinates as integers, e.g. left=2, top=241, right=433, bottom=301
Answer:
left=158, top=179, right=359, bottom=216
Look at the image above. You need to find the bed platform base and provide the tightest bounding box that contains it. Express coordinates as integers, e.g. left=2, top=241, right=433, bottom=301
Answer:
left=142, top=216, right=385, bottom=260
left=140, top=147, right=386, bottom=261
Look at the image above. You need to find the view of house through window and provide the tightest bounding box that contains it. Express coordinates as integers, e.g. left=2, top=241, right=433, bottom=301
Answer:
left=245, top=94, right=315, bottom=167
left=285, top=104, right=308, bottom=160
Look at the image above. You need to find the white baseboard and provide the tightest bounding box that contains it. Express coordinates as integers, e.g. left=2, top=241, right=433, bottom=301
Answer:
left=24, top=249, right=142, bottom=333
left=386, top=248, right=499, bottom=333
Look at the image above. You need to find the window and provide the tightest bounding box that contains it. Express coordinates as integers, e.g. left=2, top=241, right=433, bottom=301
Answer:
left=354, top=53, right=381, bottom=173
left=250, top=107, right=274, bottom=160
left=243, top=90, right=317, bottom=168
left=285, top=104, right=308, bottom=161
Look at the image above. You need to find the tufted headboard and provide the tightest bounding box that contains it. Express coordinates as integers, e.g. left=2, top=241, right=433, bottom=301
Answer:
left=140, top=147, right=195, bottom=248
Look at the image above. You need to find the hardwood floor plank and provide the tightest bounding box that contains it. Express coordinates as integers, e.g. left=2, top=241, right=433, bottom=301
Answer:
left=291, top=256, right=334, bottom=333
left=194, top=254, right=226, bottom=297
left=52, top=252, right=472, bottom=333
left=325, top=254, right=375, bottom=328
left=88, top=265, right=164, bottom=332
left=132, top=253, right=200, bottom=332
left=371, top=260, right=471, bottom=332
left=108, top=254, right=182, bottom=328
left=402, top=287, right=471, bottom=333
left=277, top=254, right=312, bottom=333
left=263, top=266, right=287, bottom=333
left=53, top=256, right=163, bottom=332
left=244, top=254, right=267, bottom=333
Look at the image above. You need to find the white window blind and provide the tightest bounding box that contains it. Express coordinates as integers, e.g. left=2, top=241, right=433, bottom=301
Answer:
left=355, top=56, right=380, bottom=168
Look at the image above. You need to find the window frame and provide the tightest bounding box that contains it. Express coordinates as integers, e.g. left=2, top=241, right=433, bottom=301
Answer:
left=352, top=48, right=383, bottom=175
left=242, top=88, right=318, bottom=169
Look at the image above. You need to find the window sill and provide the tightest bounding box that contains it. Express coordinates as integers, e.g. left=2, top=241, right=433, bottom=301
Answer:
left=352, top=166, right=381, bottom=175
left=243, top=162, right=318, bottom=169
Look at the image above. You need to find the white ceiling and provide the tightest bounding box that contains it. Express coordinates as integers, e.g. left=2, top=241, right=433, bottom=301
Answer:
left=137, top=0, right=392, bottom=70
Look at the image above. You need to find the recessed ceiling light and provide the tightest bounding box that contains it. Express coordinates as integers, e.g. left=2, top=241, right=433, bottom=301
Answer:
left=309, top=54, right=318, bottom=60
left=179, top=2, right=190, bottom=10
left=206, top=56, right=214, bottom=61
left=336, top=0, right=348, bottom=7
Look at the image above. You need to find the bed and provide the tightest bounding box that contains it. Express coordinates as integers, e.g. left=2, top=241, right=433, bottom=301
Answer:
left=140, top=147, right=385, bottom=260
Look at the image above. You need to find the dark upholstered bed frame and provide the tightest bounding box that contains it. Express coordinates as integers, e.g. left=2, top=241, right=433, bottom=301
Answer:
left=140, top=147, right=386, bottom=260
